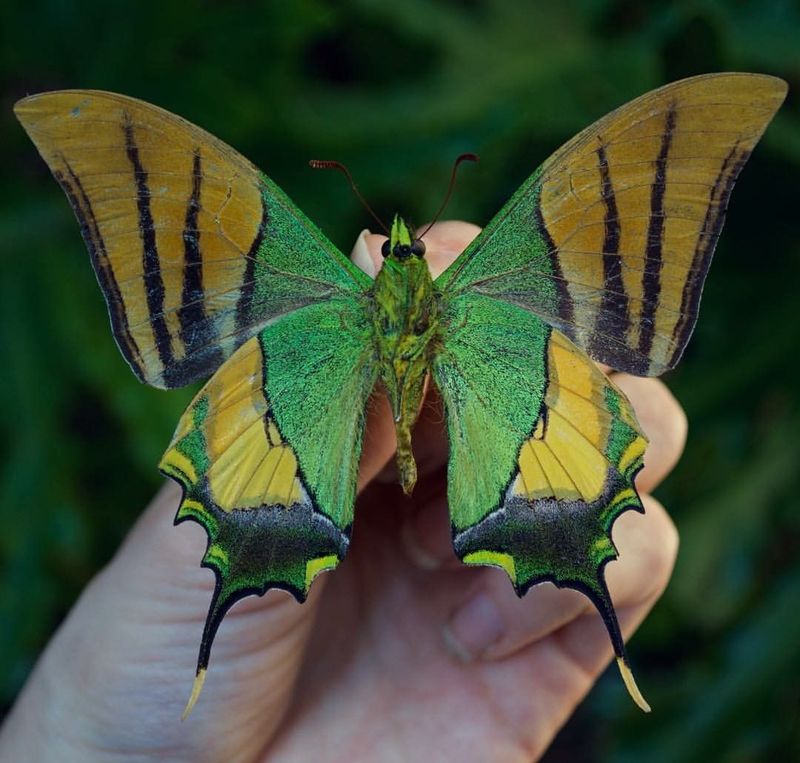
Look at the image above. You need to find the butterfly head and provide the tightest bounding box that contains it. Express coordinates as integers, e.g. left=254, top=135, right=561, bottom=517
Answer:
left=381, top=215, right=426, bottom=261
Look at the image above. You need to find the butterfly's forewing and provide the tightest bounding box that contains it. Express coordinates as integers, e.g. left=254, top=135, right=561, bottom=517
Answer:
left=436, top=73, right=786, bottom=375
left=15, top=91, right=370, bottom=389
left=160, top=297, right=376, bottom=707
left=431, top=296, right=649, bottom=703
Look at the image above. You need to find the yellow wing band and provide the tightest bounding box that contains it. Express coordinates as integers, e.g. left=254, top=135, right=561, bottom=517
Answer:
left=463, top=550, right=517, bottom=583
left=159, top=337, right=305, bottom=513
left=512, top=330, right=641, bottom=505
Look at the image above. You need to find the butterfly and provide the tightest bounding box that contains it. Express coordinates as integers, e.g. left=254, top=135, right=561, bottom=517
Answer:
left=15, top=73, right=786, bottom=716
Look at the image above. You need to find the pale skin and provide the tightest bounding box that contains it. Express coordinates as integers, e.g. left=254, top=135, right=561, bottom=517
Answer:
left=0, top=222, right=685, bottom=762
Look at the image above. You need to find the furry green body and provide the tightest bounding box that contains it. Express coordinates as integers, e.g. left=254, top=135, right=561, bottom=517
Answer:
left=371, top=217, right=440, bottom=492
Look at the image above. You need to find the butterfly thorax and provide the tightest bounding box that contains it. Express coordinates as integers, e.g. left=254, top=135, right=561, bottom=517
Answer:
left=371, top=215, right=439, bottom=494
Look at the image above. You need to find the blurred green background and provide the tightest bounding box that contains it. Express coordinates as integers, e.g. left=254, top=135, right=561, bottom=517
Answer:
left=1, top=0, right=799, bottom=759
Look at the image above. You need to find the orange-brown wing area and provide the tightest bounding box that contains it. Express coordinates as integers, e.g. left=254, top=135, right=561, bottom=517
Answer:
left=161, top=337, right=309, bottom=512
left=510, top=332, right=646, bottom=507
left=14, top=90, right=368, bottom=389
left=537, top=74, right=786, bottom=374
left=15, top=91, right=265, bottom=387
left=438, top=73, right=787, bottom=376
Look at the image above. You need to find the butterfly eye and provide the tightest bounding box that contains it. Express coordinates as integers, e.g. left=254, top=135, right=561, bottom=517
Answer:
left=411, top=240, right=426, bottom=257
left=381, top=240, right=391, bottom=258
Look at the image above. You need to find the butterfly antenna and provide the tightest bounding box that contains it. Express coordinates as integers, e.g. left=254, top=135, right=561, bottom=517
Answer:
left=309, top=159, right=389, bottom=235
left=419, top=153, right=479, bottom=239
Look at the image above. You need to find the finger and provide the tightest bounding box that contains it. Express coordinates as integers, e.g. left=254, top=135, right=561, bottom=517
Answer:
left=611, top=374, right=688, bottom=493
left=441, top=495, right=678, bottom=662
left=1, top=481, right=318, bottom=762
left=350, top=228, right=379, bottom=277
left=416, top=220, right=482, bottom=278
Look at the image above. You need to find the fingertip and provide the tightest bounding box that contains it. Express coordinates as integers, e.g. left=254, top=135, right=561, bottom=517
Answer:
left=349, top=229, right=378, bottom=277
left=415, top=221, right=482, bottom=278
left=606, top=495, right=679, bottom=608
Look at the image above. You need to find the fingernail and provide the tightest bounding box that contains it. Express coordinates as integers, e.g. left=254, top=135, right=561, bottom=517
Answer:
left=401, top=521, right=441, bottom=570
left=401, top=498, right=455, bottom=570
left=350, top=229, right=376, bottom=277
left=443, top=592, right=505, bottom=662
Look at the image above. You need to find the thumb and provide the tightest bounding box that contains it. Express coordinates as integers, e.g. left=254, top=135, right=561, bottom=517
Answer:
left=2, top=483, right=323, bottom=762
left=6, top=439, right=398, bottom=762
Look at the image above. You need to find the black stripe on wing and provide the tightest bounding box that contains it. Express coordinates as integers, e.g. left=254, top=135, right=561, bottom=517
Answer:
left=534, top=190, right=574, bottom=334
left=638, top=104, right=676, bottom=361
left=667, top=142, right=751, bottom=368
left=235, top=195, right=268, bottom=331
left=589, top=140, right=630, bottom=361
left=178, top=148, right=207, bottom=346
left=54, top=159, right=146, bottom=380
left=123, top=113, right=175, bottom=372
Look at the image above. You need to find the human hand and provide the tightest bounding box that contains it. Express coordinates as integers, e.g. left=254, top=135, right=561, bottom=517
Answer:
left=0, top=223, right=684, bottom=762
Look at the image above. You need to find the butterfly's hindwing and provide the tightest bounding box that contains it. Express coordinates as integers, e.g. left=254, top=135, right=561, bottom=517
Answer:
left=453, top=330, right=646, bottom=598
left=15, top=77, right=786, bottom=714
left=434, top=298, right=646, bottom=665
left=159, top=336, right=344, bottom=673
left=436, top=73, right=787, bottom=376
left=160, top=296, right=376, bottom=676
left=14, top=91, right=370, bottom=389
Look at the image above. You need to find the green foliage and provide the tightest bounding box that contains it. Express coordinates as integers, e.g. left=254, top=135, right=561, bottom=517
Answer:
left=1, top=0, right=798, bottom=758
